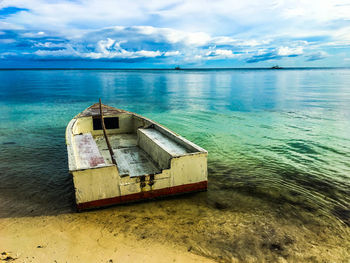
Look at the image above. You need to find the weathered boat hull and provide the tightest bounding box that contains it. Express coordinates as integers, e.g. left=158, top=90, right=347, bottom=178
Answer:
left=76, top=181, right=207, bottom=210
left=66, top=103, right=208, bottom=211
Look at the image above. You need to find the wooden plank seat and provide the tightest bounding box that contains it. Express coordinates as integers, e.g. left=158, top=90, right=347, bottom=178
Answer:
left=94, top=133, right=161, bottom=178
left=114, top=146, right=161, bottom=178
left=139, top=128, right=189, bottom=155
left=137, top=128, right=190, bottom=170
left=74, top=133, right=105, bottom=169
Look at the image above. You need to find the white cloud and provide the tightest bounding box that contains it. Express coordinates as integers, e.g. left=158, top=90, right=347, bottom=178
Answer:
left=164, top=51, right=180, bottom=56
left=185, top=32, right=211, bottom=46
left=0, top=21, right=24, bottom=30
left=88, top=38, right=162, bottom=59
left=0, top=39, right=16, bottom=44
left=34, top=42, right=66, bottom=48
left=0, top=52, right=17, bottom=58
left=2, top=0, right=350, bottom=40
left=279, top=0, right=350, bottom=22
left=95, top=38, right=118, bottom=53
left=32, top=38, right=164, bottom=60
left=2, top=23, right=323, bottom=64
left=277, top=46, right=303, bottom=56
left=205, top=49, right=239, bottom=59
left=33, top=45, right=78, bottom=58
left=2, top=0, right=348, bottom=65
left=125, top=26, right=211, bottom=46
left=331, top=26, right=350, bottom=45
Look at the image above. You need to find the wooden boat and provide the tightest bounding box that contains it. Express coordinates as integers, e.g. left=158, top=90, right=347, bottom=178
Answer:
left=66, top=100, right=208, bottom=211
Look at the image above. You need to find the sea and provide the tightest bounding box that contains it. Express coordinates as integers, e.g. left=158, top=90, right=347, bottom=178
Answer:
left=0, top=68, right=349, bottom=261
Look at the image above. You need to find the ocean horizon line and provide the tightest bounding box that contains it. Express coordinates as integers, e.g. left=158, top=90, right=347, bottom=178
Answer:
left=0, top=66, right=350, bottom=71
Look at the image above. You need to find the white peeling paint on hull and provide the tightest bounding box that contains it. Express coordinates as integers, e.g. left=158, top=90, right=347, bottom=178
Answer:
left=66, top=103, right=208, bottom=211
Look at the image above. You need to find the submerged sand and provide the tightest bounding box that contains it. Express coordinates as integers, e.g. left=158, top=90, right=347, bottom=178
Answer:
left=0, top=214, right=214, bottom=263
left=1, top=190, right=349, bottom=263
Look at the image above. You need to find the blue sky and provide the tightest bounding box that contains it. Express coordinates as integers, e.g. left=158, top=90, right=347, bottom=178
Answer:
left=0, top=0, right=350, bottom=68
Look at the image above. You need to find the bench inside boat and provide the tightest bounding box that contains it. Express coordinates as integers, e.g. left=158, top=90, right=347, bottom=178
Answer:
left=94, top=128, right=191, bottom=177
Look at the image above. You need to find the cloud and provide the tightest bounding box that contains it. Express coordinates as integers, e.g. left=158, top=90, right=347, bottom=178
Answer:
left=0, top=0, right=349, bottom=66
left=86, top=39, right=162, bottom=59
left=0, top=51, right=17, bottom=59
left=305, top=51, right=328, bottom=61
left=204, top=49, right=240, bottom=60
left=23, top=34, right=182, bottom=61
left=33, top=42, right=67, bottom=49
left=277, top=46, right=303, bottom=56
left=0, top=38, right=16, bottom=44
left=246, top=46, right=304, bottom=63
left=33, top=46, right=78, bottom=59
left=0, top=25, right=324, bottom=65
left=1, top=0, right=350, bottom=41
left=164, top=51, right=180, bottom=56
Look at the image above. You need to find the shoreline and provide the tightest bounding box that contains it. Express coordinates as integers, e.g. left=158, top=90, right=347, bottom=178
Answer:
left=0, top=214, right=215, bottom=263
left=1, top=191, right=349, bottom=263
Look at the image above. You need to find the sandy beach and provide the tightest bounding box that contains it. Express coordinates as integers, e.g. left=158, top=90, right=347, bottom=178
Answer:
left=0, top=212, right=214, bottom=263
left=1, top=190, right=349, bottom=263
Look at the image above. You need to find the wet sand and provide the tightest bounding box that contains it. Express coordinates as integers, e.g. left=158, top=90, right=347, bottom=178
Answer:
left=0, top=212, right=214, bottom=263
left=1, top=190, right=349, bottom=263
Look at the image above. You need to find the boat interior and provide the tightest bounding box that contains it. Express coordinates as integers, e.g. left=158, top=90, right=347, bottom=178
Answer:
left=68, top=104, right=202, bottom=178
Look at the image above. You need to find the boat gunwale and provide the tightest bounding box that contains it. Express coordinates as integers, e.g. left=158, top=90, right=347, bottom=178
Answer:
left=69, top=163, right=116, bottom=173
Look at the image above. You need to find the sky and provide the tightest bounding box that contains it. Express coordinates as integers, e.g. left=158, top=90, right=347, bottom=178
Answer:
left=0, top=0, right=350, bottom=68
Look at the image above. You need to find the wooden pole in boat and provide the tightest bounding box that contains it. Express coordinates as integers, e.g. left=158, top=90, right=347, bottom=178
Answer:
left=99, top=98, right=117, bottom=165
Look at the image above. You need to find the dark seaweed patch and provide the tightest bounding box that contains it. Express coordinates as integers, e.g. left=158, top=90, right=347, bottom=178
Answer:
left=289, top=190, right=301, bottom=197
left=269, top=243, right=283, bottom=251
left=316, top=144, right=345, bottom=156
left=332, top=206, right=350, bottom=226
left=2, top=142, right=16, bottom=145
left=286, top=141, right=318, bottom=154
left=213, top=201, right=228, bottom=210
left=228, top=185, right=317, bottom=213
left=261, top=233, right=294, bottom=258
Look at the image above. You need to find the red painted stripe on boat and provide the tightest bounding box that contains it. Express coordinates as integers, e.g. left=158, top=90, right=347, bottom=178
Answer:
left=77, top=180, right=207, bottom=211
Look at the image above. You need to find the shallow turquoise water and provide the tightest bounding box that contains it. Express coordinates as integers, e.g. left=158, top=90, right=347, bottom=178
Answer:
left=0, top=69, right=349, bottom=226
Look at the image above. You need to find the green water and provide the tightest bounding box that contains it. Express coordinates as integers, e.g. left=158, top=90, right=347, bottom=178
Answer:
left=0, top=69, right=349, bottom=261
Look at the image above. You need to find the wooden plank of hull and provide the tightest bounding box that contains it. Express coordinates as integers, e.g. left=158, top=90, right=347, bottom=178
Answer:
left=76, top=180, right=207, bottom=211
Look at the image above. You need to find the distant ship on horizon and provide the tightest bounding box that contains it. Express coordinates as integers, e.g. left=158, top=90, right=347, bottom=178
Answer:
left=270, top=65, right=283, bottom=69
